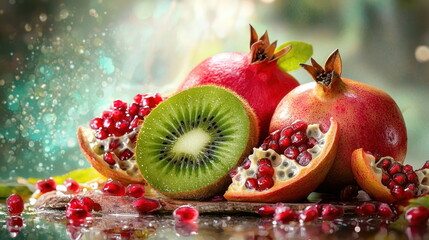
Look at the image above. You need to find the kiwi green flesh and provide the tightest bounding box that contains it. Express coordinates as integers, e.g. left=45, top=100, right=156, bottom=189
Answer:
left=136, top=86, right=251, bottom=194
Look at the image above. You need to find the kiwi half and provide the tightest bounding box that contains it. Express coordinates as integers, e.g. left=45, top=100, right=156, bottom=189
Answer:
left=136, top=85, right=259, bottom=200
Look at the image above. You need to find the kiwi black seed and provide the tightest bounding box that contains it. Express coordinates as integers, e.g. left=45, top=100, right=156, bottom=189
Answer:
left=136, top=86, right=258, bottom=199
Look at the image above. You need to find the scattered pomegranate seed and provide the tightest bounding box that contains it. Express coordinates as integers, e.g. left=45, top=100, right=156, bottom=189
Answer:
left=257, top=165, right=274, bottom=178
left=81, top=197, right=100, bottom=212
left=126, top=184, right=146, bottom=198
left=274, top=205, right=299, bottom=223
left=300, top=205, right=319, bottom=222
left=102, top=179, right=126, bottom=196
left=66, top=198, right=93, bottom=220
left=245, top=178, right=258, bottom=190
left=64, top=178, right=80, bottom=193
left=340, top=185, right=359, bottom=201
left=257, top=177, right=274, bottom=191
left=405, top=206, right=429, bottom=226
left=6, top=194, right=24, bottom=215
left=355, top=202, right=377, bottom=216
left=103, top=152, right=116, bottom=165
left=378, top=203, right=395, bottom=219
left=36, top=178, right=57, bottom=194
left=258, top=205, right=275, bottom=217
left=321, top=204, right=343, bottom=220
left=173, top=205, right=199, bottom=223
left=133, top=198, right=161, bottom=214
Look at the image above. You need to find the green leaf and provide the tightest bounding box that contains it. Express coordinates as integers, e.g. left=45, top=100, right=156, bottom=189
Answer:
left=276, top=41, right=313, bottom=72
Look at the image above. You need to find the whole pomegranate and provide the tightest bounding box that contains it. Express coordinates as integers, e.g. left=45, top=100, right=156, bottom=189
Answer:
left=269, top=50, right=407, bottom=192
left=178, top=26, right=300, bottom=140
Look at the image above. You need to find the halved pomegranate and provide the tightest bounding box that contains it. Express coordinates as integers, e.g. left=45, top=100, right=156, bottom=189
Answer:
left=351, top=149, right=429, bottom=203
left=77, top=93, right=164, bottom=183
left=224, top=118, right=339, bottom=202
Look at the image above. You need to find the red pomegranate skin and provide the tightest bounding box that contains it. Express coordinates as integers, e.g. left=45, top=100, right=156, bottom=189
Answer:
left=270, top=78, right=407, bottom=192
left=178, top=52, right=299, bottom=140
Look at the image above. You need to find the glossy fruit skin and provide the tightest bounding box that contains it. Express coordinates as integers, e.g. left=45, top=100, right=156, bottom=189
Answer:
left=132, top=198, right=161, bottom=214
left=270, top=78, right=407, bottom=192
left=6, top=194, right=24, bottom=215
left=178, top=52, right=299, bottom=141
left=173, top=205, right=199, bottom=223
left=405, top=206, right=429, bottom=226
left=36, top=178, right=57, bottom=194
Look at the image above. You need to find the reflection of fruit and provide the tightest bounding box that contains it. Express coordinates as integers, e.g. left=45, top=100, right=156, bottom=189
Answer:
left=6, top=193, right=24, bottom=215
left=224, top=119, right=338, bottom=202
left=351, top=149, right=426, bottom=203
left=7, top=216, right=23, bottom=238
left=178, top=26, right=299, bottom=140
left=136, top=86, right=259, bottom=200
left=77, top=93, right=164, bottom=184
left=270, top=50, right=407, bottom=192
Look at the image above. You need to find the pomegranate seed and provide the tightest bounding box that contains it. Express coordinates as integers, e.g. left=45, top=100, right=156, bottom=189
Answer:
left=126, top=184, right=146, bottom=198
left=403, top=164, right=414, bottom=173
left=95, top=128, right=109, bottom=140
left=268, top=140, right=279, bottom=152
left=407, top=172, right=418, bottom=184
left=278, top=137, right=291, bottom=150
left=340, top=185, right=359, bottom=201
left=393, top=173, right=407, bottom=186
left=257, top=177, right=274, bottom=191
left=133, top=198, right=161, bottom=213
left=280, top=127, right=294, bottom=138
left=388, top=180, right=397, bottom=190
left=258, top=205, right=275, bottom=217
left=372, top=153, right=382, bottom=162
left=64, top=178, right=80, bottom=193
left=300, top=205, right=319, bottom=222
left=378, top=203, right=394, bottom=219
left=391, top=185, right=406, bottom=200
left=141, top=96, right=157, bottom=108
left=389, top=162, right=403, bottom=175
left=307, top=138, right=318, bottom=148
left=296, top=151, right=312, bottom=166
left=321, top=204, right=343, bottom=220
left=103, top=152, right=116, bottom=165
left=355, top=202, right=377, bottom=216
left=381, top=173, right=391, bottom=185
left=133, top=94, right=144, bottom=103
left=404, top=184, right=418, bottom=199
left=291, top=121, right=307, bottom=132
left=102, top=110, right=112, bottom=118
left=291, top=131, right=307, bottom=146
left=284, top=146, right=299, bottom=159
left=81, top=197, right=100, bottom=212
left=66, top=198, right=92, bottom=220
left=229, top=167, right=238, bottom=178
left=129, top=117, right=140, bottom=129
left=297, top=144, right=308, bottom=152
left=138, top=106, right=151, bottom=117
left=111, top=100, right=127, bottom=111
left=274, top=205, right=299, bottom=223
left=173, top=205, right=199, bottom=223
left=270, top=130, right=280, bottom=140
left=242, top=158, right=251, bottom=169
left=257, top=165, right=274, bottom=178
left=128, top=103, right=140, bottom=116
left=90, top=117, right=103, bottom=129
left=421, top=161, right=429, bottom=169
left=257, top=158, right=272, bottom=167
left=102, top=179, right=126, bottom=196
left=245, top=178, right=258, bottom=190
left=377, top=158, right=392, bottom=170
left=405, top=206, right=429, bottom=226
left=153, top=93, right=163, bottom=104
left=108, top=139, right=121, bottom=151
left=6, top=194, right=24, bottom=215
left=119, top=149, right=133, bottom=160
left=36, top=178, right=57, bottom=194
left=103, top=117, right=116, bottom=132
left=115, top=119, right=130, bottom=134
left=111, top=109, right=125, bottom=121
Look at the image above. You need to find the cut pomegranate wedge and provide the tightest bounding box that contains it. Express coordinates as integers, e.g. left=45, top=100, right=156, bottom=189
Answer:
left=77, top=93, right=164, bottom=184
left=224, top=118, right=339, bottom=202
left=351, top=149, right=429, bottom=203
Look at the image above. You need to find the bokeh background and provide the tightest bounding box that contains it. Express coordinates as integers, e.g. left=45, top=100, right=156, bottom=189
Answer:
left=0, top=0, right=428, bottom=179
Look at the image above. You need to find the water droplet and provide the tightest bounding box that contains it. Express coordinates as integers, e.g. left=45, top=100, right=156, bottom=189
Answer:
left=89, top=9, right=99, bottom=18
left=24, top=23, right=32, bottom=32
left=39, top=13, right=48, bottom=22
left=59, top=9, right=69, bottom=20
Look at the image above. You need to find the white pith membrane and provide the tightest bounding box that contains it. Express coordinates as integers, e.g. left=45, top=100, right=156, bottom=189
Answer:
left=229, top=123, right=327, bottom=192
left=84, top=127, right=141, bottom=178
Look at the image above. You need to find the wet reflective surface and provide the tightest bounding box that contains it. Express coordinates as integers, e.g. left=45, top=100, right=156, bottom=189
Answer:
left=0, top=206, right=426, bottom=240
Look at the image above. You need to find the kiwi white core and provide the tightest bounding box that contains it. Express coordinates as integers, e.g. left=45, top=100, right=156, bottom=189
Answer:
left=172, top=128, right=211, bottom=155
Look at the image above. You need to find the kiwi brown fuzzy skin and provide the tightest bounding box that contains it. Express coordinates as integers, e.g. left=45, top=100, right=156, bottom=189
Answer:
left=137, top=85, right=259, bottom=200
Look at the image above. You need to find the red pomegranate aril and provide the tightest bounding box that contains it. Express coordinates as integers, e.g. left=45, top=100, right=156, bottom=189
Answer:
left=133, top=94, right=144, bottom=103
left=257, top=165, right=274, bottom=178
left=270, top=130, right=280, bottom=141
left=291, top=121, right=307, bottom=132
left=393, top=173, right=407, bottom=186
left=111, top=109, right=125, bottom=121
left=321, top=204, right=344, bottom=220
left=126, top=184, right=146, bottom=198
left=258, top=205, right=275, bottom=217
left=377, top=159, right=392, bottom=171
left=245, top=178, right=258, bottom=190
left=291, top=131, right=307, bottom=146
left=391, top=185, right=406, bottom=200
left=405, top=206, right=429, bottom=226
left=111, top=100, right=127, bottom=111
left=387, top=180, right=396, bottom=190
left=119, top=149, right=133, bottom=161
left=108, top=139, right=121, bottom=151
left=242, top=158, right=251, bottom=169
left=403, top=164, right=414, bottom=173
left=102, top=179, right=126, bottom=196
left=64, top=178, right=80, bottom=193
left=300, top=205, right=319, bottom=222
left=174, top=205, right=199, bottom=223
left=129, top=117, right=140, bottom=129
left=115, top=120, right=130, bottom=133
left=308, top=138, right=318, bottom=148
left=421, top=161, right=429, bottom=170
left=274, top=206, right=299, bottom=223
left=378, top=203, right=394, bottom=219
left=128, top=103, right=140, bottom=116
left=81, top=197, right=97, bottom=212
left=340, top=185, right=359, bottom=201
left=279, top=137, right=291, bottom=149
left=229, top=167, right=238, bottom=178
left=389, top=162, right=403, bottom=175
left=381, top=173, right=391, bottom=186
left=6, top=194, right=24, bottom=215
left=95, top=128, right=109, bottom=140
left=138, top=107, right=151, bottom=118
left=154, top=93, right=164, bottom=104
left=103, top=152, right=116, bottom=165
left=268, top=140, right=279, bottom=153
left=284, top=146, right=299, bottom=159
left=90, top=117, right=103, bottom=129
left=141, top=96, right=157, bottom=108
left=103, top=117, right=115, bottom=132
left=66, top=198, right=92, bottom=220
left=36, top=178, right=57, bottom=194
left=297, top=144, right=308, bottom=153
left=280, top=127, right=294, bottom=138
left=257, top=177, right=274, bottom=191
left=257, top=158, right=272, bottom=167
left=355, top=202, right=377, bottom=216
left=102, top=110, right=112, bottom=118
left=296, top=151, right=312, bottom=166
left=407, top=172, right=418, bottom=184
left=133, top=198, right=161, bottom=213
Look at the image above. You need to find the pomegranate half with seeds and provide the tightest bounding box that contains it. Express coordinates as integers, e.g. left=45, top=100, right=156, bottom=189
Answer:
left=224, top=118, right=339, bottom=202
left=351, top=149, right=429, bottom=203
left=77, top=93, right=164, bottom=183
left=270, top=49, right=407, bottom=192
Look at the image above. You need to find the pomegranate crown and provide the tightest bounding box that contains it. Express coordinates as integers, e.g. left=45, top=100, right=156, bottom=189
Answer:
left=300, top=49, right=343, bottom=88
left=249, top=25, right=291, bottom=64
